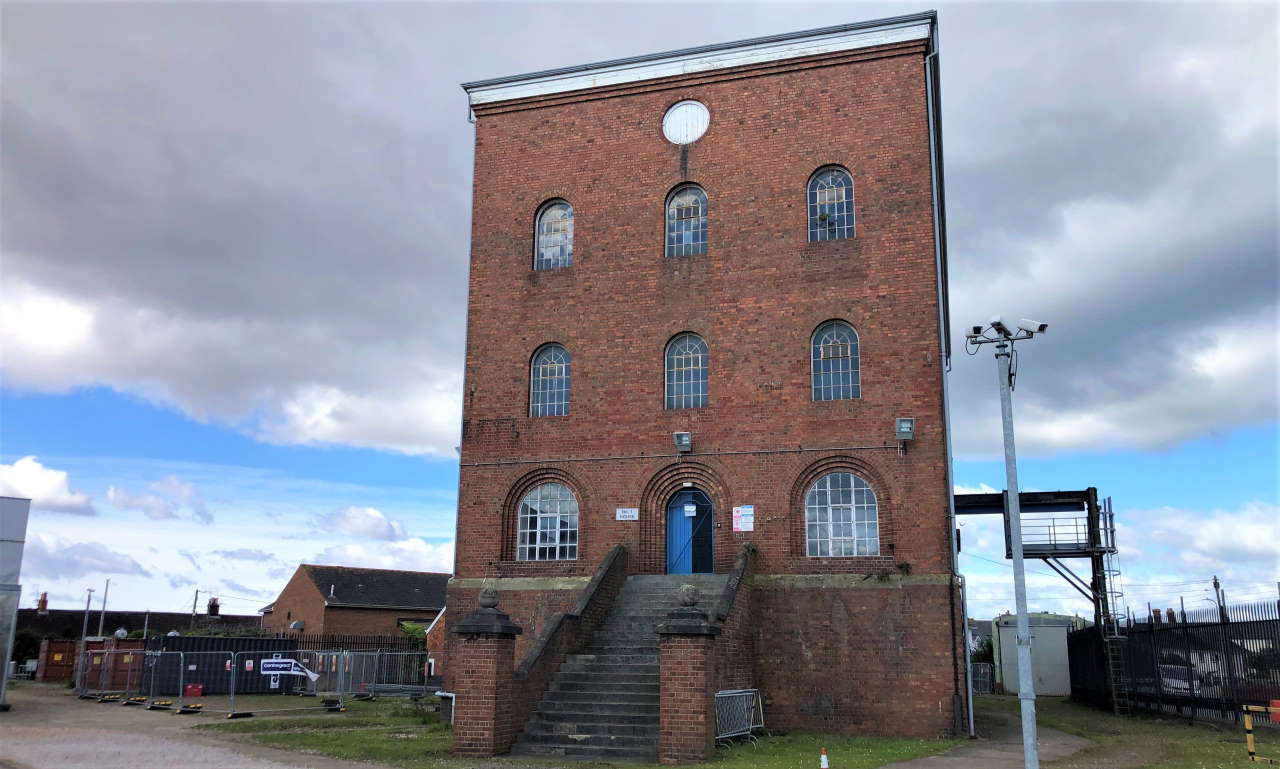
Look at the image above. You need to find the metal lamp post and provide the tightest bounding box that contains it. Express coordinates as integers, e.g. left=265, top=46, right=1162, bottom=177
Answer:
left=966, top=316, right=1048, bottom=769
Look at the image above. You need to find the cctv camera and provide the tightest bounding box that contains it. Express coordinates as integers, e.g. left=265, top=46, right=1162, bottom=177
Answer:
left=989, top=316, right=1011, bottom=336
left=1018, top=319, right=1048, bottom=334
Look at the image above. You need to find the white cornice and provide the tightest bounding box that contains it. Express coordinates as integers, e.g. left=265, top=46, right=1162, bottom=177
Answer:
left=463, top=17, right=932, bottom=108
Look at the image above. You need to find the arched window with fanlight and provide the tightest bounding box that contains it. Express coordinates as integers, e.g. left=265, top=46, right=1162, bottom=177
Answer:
left=811, top=321, right=860, bottom=401
left=807, top=167, right=854, bottom=242
left=665, top=333, right=708, bottom=409
left=516, top=481, right=579, bottom=561
left=530, top=344, right=571, bottom=417
left=665, top=185, right=708, bottom=257
left=534, top=200, right=574, bottom=270
left=805, top=472, right=879, bottom=557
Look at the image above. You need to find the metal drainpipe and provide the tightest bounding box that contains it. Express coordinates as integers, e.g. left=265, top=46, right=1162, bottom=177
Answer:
left=925, top=22, right=974, bottom=738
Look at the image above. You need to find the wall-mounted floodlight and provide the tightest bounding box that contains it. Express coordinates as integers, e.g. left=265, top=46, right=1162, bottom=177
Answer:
left=895, top=418, right=916, bottom=441
left=673, top=432, right=693, bottom=453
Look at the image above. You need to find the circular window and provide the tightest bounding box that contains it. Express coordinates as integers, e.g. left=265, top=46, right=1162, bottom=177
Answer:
left=662, top=100, right=710, bottom=145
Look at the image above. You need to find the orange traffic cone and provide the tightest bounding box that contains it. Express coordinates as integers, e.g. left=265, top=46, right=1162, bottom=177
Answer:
left=820, top=747, right=830, bottom=768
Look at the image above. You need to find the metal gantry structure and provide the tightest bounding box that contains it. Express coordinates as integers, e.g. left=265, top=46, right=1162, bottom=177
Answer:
left=955, top=488, right=1130, bottom=714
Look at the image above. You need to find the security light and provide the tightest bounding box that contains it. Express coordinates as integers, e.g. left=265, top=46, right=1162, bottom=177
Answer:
left=895, top=418, right=916, bottom=441
left=673, top=432, right=693, bottom=453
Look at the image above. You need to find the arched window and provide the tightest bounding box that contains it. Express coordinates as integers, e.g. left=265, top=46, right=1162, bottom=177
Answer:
left=665, top=333, right=708, bottom=409
left=808, top=167, right=854, bottom=242
left=666, top=185, right=708, bottom=257
left=811, top=321, right=860, bottom=401
left=805, top=472, right=878, bottom=557
left=530, top=344, right=571, bottom=417
left=516, top=482, right=579, bottom=561
left=534, top=201, right=574, bottom=270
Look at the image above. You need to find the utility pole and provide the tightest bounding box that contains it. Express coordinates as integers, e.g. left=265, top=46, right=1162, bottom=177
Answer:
left=74, top=587, right=95, bottom=691
left=190, top=589, right=199, bottom=630
left=80, top=588, right=95, bottom=639
left=967, top=315, right=1048, bottom=769
left=142, top=610, right=150, bottom=640
left=1213, top=576, right=1227, bottom=622
left=96, top=578, right=109, bottom=637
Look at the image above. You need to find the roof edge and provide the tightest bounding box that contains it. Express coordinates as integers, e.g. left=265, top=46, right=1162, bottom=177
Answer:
left=461, top=11, right=936, bottom=106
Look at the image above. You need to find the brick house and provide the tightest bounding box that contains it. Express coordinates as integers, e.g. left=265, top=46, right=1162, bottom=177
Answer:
left=445, top=12, right=964, bottom=761
left=261, top=564, right=448, bottom=636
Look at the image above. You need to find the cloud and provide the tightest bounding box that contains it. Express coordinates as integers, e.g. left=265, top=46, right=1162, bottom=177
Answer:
left=1, top=4, right=1270, bottom=460
left=313, top=538, right=453, bottom=574
left=213, top=548, right=276, bottom=562
left=108, top=486, right=174, bottom=520
left=954, top=483, right=999, bottom=495
left=22, top=533, right=149, bottom=579
left=318, top=506, right=407, bottom=541
left=221, top=579, right=272, bottom=598
left=1126, top=501, right=1280, bottom=570
left=107, top=475, right=211, bottom=523
left=0, top=456, right=95, bottom=515
left=169, top=575, right=196, bottom=589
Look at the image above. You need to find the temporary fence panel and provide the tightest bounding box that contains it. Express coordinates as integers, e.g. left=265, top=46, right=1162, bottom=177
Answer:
left=715, top=688, right=765, bottom=747
left=972, top=662, right=994, bottom=695
left=372, top=651, right=435, bottom=697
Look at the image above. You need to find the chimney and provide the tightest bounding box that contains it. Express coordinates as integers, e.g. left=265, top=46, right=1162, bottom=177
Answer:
left=37, top=592, right=49, bottom=615
left=1165, top=608, right=1176, bottom=625
left=206, top=597, right=220, bottom=617
left=1151, top=609, right=1162, bottom=625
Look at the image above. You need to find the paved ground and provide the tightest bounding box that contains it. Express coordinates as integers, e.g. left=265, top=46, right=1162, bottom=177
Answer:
left=0, top=684, right=375, bottom=769
left=883, top=710, right=1092, bottom=769
left=1, top=683, right=1101, bottom=769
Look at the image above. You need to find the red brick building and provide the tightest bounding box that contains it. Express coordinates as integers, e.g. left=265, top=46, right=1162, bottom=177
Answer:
left=261, top=564, right=448, bottom=636
left=447, top=12, right=964, bottom=760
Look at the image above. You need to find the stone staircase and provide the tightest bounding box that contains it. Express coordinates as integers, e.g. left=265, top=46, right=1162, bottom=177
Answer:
left=510, top=573, right=729, bottom=762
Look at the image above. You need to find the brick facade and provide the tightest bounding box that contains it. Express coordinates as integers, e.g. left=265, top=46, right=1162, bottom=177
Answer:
left=264, top=565, right=442, bottom=636
left=449, top=15, right=961, bottom=746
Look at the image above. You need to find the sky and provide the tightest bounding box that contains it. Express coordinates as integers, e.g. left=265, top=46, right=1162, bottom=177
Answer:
left=1, top=2, right=1276, bottom=624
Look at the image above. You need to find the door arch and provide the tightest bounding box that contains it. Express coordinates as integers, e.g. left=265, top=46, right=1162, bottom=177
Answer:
left=666, top=488, right=713, bottom=574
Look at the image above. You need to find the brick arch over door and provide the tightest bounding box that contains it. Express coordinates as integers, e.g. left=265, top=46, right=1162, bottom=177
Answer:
left=638, top=460, right=732, bottom=575
left=499, top=467, right=589, bottom=566
left=787, top=455, right=897, bottom=572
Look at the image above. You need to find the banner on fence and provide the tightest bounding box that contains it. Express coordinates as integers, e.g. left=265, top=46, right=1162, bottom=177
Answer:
left=260, top=658, right=319, bottom=681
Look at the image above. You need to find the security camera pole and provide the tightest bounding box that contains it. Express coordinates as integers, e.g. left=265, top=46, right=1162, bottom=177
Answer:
left=966, top=316, right=1048, bottom=769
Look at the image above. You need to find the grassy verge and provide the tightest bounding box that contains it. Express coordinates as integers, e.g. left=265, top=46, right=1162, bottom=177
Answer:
left=199, top=699, right=959, bottom=768
left=977, top=695, right=1270, bottom=769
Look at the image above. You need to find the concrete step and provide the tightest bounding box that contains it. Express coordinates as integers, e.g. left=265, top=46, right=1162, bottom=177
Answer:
left=554, top=671, right=658, bottom=685
left=508, top=741, right=658, bottom=762
left=565, top=650, right=655, bottom=660
left=558, top=661, right=659, bottom=675
left=547, top=678, right=659, bottom=692
left=543, top=689, right=659, bottom=704
left=526, top=718, right=658, bottom=737
left=534, top=710, right=659, bottom=726
left=519, top=730, right=657, bottom=749
left=537, top=699, right=657, bottom=716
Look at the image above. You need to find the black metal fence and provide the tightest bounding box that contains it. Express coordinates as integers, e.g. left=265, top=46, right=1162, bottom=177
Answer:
left=1069, top=600, right=1280, bottom=725
left=287, top=633, right=424, bottom=652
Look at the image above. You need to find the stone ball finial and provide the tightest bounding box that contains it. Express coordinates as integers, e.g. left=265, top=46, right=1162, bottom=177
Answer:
left=478, top=585, right=499, bottom=609
left=678, top=583, right=700, bottom=608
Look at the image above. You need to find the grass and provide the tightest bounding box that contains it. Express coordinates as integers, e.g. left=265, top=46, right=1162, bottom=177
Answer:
left=198, top=699, right=958, bottom=768
left=976, top=695, right=1273, bottom=769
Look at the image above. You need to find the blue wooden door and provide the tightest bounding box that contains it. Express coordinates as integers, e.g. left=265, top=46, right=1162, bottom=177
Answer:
left=666, top=489, right=713, bottom=574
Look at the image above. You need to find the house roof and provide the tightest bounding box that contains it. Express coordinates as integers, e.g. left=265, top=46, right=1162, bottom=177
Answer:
left=300, top=564, right=449, bottom=611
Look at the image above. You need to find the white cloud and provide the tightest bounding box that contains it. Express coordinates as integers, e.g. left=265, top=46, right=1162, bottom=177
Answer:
left=107, top=486, right=174, bottom=520
left=313, top=538, right=453, bottom=574
left=107, top=475, right=211, bottom=523
left=0, top=456, right=95, bottom=515
left=954, top=483, right=999, bottom=495
left=318, top=506, right=407, bottom=541
left=22, top=532, right=149, bottom=579
left=1128, top=501, right=1280, bottom=570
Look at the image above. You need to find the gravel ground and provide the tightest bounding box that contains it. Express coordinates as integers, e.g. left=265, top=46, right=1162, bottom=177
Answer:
left=0, top=683, right=384, bottom=769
